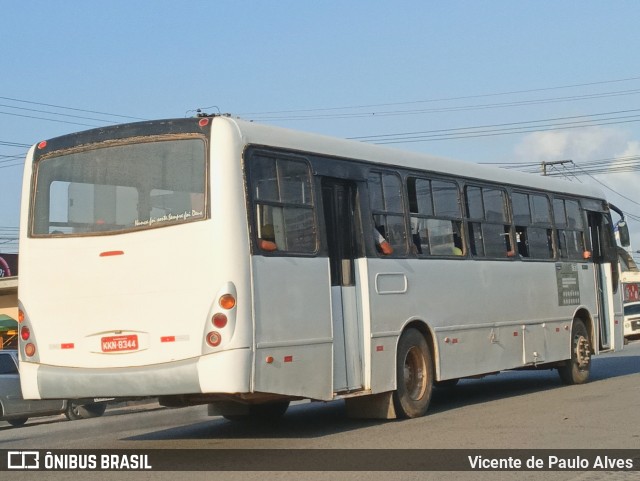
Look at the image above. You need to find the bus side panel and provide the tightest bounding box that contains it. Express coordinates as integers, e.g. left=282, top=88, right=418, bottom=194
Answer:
left=251, top=256, right=334, bottom=400
left=434, top=324, right=525, bottom=379
left=366, top=259, right=594, bottom=383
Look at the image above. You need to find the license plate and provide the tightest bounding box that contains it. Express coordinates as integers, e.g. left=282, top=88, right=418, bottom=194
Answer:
left=101, top=334, right=139, bottom=353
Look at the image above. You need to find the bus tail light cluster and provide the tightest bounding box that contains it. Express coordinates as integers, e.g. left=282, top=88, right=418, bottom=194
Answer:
left=204, top=284, right=237, bottom=351
left=18, top=307, right=37, bottom=358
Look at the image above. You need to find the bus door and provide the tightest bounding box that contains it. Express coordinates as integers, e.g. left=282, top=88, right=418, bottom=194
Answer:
left=586, top=210, right=618, bottom=350
left=321, top=178, right=364, bottom=392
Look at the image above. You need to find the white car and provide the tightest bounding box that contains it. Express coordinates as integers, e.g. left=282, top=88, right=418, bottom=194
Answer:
left=0, top=350, right=106, bottom=427
left=623, top=302, right=640, bottom=343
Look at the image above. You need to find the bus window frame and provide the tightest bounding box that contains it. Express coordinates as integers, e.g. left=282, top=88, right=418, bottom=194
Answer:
left=367, top=169, right=410, bottom=258
left=405, top=174, right=465, bottom=258
left=29, top=134, right=211, bottom=239
left=510, top=189, right=556, bottom=261
left=551, top=196, right=588, bottom=262
left=244, top=148, right=320, bottom=258
left=463, top=182, right=515, bottom=260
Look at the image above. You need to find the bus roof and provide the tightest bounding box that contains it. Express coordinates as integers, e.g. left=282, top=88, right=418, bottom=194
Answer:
left=34, top=115, right=606, bottom=202
left=224, top=116, right=606, bottom=201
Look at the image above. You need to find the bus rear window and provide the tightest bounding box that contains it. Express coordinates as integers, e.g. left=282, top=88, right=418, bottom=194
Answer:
left=32, top=138, right=207, bottom=236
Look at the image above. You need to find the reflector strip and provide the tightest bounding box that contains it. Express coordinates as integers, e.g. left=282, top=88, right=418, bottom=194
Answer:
left=49, top=343, right=75, bottom=350
left=99, top=250, right=124, bottom=257
left=376, top=345, right=384, bottom=352
left=160, top=335, right=189, bottom=343
left=284, top=355, right=293, bottom=363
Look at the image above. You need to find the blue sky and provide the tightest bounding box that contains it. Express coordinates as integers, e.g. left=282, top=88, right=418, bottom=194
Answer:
left=2, top=1, right=640, bottom=256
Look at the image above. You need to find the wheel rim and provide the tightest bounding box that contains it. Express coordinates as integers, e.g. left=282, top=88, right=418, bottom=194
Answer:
left=575, top=335, right=591, bottom=369
left=403, top=346, right=427, bottom=400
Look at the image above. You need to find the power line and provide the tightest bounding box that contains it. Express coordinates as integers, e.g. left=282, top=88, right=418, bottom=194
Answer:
left=0, top=103, right=122, bottom=125
left=351, top=109, right=640, bottom=143
left=356, top=114, right=640, bottom=144
left=0, top=140, right=30, bottom=148
left=240, top=74, right=640, bottom=117
left=245, top=88, right=640, bottom=122
left=0, top=110, right=101, bottom=128
left=0, top=96, right=148, bottom=122
left=0, top=162, right=23, bottom=170
left=571, top=163, right=640, bottom=208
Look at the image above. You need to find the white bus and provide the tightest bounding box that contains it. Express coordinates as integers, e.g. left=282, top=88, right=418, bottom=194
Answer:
left=17, top=115, right=630, bottom=419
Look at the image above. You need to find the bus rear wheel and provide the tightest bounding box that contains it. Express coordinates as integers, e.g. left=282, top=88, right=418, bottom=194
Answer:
left=65, top=402, right=107, bottom=420
left=393, top=328, right=433, bottom=419
left=558, top=319, right=591, bottom=385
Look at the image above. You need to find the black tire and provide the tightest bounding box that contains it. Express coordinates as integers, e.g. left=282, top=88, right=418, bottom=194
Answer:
left=65, top=402, right=107, bottom=420
left=392, top=328, right=434, bottom=418
left=558, top=319, right=591, bottom=385
left=7, top=417, right=28, bottom=427
left=223, top=401, right=290, bottom=422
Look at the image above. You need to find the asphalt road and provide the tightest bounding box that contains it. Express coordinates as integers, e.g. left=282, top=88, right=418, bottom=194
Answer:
left=1, top=341, right=639, bottom=481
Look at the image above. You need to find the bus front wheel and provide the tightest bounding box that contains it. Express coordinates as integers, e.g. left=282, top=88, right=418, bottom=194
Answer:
left=558, top=319, right=591, bottom=385
left=393, top=328, right=433, bottom=419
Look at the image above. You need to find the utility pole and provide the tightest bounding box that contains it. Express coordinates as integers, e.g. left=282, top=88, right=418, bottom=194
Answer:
left=541, top=159, right=573, bottom=176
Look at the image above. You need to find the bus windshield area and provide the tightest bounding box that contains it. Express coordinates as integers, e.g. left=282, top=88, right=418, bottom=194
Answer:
left=31, top=138, right=207, bottom=236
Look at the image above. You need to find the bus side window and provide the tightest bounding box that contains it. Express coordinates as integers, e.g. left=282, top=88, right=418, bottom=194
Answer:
left=513, top=191, right=555, bottom=259
left=369, top=171, right=407, bottom=256
left=250, top=154, right=317, bottom=254
left=406, top=177, right=463, bottom=257
left=465, top=185, right=513, bottom=258
left=553, top=198, right=586, bottom=260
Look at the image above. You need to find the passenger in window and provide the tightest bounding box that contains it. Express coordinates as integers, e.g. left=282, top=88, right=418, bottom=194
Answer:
left=259, top=224, right=278, bottom=252
left=451, top=228, right=464, bottom=256
left=374, top=225, right=394, bottom=255
left=410, top=217, right=423, bottom=254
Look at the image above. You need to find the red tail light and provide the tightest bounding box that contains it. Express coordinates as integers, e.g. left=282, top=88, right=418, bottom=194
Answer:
left=20, top=326, right=30, bottom=341
left=212, top=313, right=228, bottom=328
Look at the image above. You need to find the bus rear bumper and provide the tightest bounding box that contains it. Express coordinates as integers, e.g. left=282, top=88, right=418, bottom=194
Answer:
left=21, top=348, right=252, bottom=399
